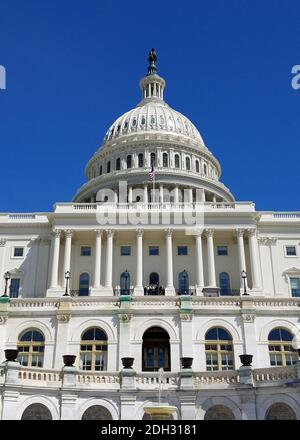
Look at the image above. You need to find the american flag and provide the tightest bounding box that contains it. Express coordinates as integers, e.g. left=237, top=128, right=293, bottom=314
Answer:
left=149, top=164, right=156, bottom=181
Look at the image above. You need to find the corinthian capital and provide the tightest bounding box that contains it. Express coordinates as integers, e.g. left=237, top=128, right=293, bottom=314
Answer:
left=235, top=228, right=245, bottom=238
left=247, top=228, right=257, bottom=237
left=0, top=239, right=6, bottom=247
left=95, top=229, right=103, bottom=237
left=136, top=228, right=144, bottom=237
left=204, top=229, right=214, bottom=238
left=106, top=229, right=114, bottom=238
left=52, top=229, right=61, bottom=238
left=165, top=228, right=173, bottom=237
left=64, top=229, right=74, bottom=238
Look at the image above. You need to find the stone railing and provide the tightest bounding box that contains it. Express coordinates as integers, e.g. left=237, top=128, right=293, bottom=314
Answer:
left=76, top=371, right=120, bottom=387
left=253, top=365, right=298, bottom=383
left=135, top=372, right=179, bottom=389
left=17, top=366, right=61, bottom=385
left=194, top=370, right=240, bottom=387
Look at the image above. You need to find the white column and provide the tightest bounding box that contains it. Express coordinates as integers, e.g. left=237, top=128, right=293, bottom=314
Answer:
left=205, top=229, right=216, bottom=287
left=188, top=188, right=193, bottom=203
left=105, top=230, right=114, bottom=290
left=165, top=229, right=175, bottom=295
left=93, top=230, right=102, bottom=288
left=62, top=230, right=73, bottom=288
left=195, top=233, right=204, bottom=292
left=174, top=185, right=179, bottom=203
left=135, top=229, right=144, bottom=295
left=159, top=184, right=164, bottom=203
left=143, top=184, right=148, bottom=204
left=247, top=229, right=261, bottom=290
left=128, top=186, right=133, bottom=203
left=236, top=229, right=248, bottom=289
left=49, top=230, right=61, bottom=289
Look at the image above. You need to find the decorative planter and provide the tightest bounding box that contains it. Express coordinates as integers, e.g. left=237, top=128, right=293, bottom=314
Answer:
left=63, top=355, right=76, bottom=367
left=180, top=357, right=193, bottom=368
left=121, top=357, right=135, bottom=368
left=4, top=349, right=19, bottom=362
left=239, top=354, right=253, bottom=366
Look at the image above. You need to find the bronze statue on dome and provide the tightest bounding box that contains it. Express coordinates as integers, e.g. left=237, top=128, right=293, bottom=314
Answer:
left=148, top=48, right=157, bottom=75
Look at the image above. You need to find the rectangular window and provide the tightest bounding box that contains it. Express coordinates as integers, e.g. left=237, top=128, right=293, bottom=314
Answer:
left=120, top=246, right=131, bottom=256
left=285, top=246, right=297, bottom=256
left=13, top=247, right=24, bottom=257
left=217, top=246, right=228, bottom=256
left=81, top=246, right=91, bottom=256
left=177, top=246, right=188, bottom=256
left=290, top=277, right=300, bottom=297
left=9, top=278, right=20, bottom=298
left=149, top=246, right=159, bottom=256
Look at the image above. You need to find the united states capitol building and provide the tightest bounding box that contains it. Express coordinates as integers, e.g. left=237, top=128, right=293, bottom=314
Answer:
left=0, top=50, right=300, bottom=421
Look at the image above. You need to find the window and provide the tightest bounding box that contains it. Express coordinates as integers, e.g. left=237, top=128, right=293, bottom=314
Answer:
left=120, top=246, right=131, bottom=256
left=106, top=161, right=111, bottom=173
left=285, top=246, right=297, bottom=256
left=163, top=153, right=168, bottom=167
left=196, top=160, right=200, bottom=173
left=178, top=270, right=189, bottom=294
left=219, top=272, right=230, bottom=295
left=149, top=246, right=159, bottom=256
left=79, top=273, right=90, bottom=296
left=268, top=328, right=297, bottom=366
left=14, top=247, right=24, bottom=257
left=205, top=327, right=234, bottom=371
left=177, top=246, right=188, bottom=256
left=203, top=164, right=207, bottom=175
left=120, top=271, right=130, bottom=295
left=217, top=246, right=228, bottom=256
left=80, top=328, right=107, bottom=371
left=9, top=278, right=20, bottom=298
left=138, top=153, right=144, bottom=167
left=99, top=165, right=103, bottom=176
left=290, top=277, right=300, bottom=297
left=174, top=154, right=180, bottom=168
left=142, top=327, right=170, bottom=371
left=17, top=329, right=45, bottom=367
left=81, top=246, right=91, bottom=256
left=116, top=158, right=121, bottom=170
left=186, top=157, right=191, bottom=170
left=127, top=155, right=132, bottom=169
left=150, top=153, right=156, bottom=167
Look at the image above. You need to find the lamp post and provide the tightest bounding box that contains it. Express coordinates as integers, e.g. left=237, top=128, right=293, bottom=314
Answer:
left=63, top=270, right=71, bottom=296
left=241, top=270, right=249, bottom=296
left=2, top=272, right=11, bottom=297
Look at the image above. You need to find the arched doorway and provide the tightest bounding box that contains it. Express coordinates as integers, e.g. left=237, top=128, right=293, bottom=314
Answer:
left=142, top=327, right=170, bottom=371
left=120, top=270, right=130, bottom=295
left=81, top=405, right=113, bottom=420
left=204, top=405, right=235, bottom=420
left=21, top=403, right=52, bottom=420
left=265, top=403, right=297, bottom=420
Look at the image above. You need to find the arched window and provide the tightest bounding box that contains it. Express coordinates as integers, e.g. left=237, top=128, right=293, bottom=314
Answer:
left=142, top=327, right=170, bottom=371
left=120, top=270, right=130, bottom=295
left=196, top=160, right=200, bottom=173
left=80, top=327, right=108, bottom=371
left=186, top=157, right=191, bottom=170
left=106, top=161, right=111, bottom=173
left=204, top=405, right=235, bottom=420
left=149, top=272, right=159, bottom=285
left=268, top=328, right=297, bottom=366
left=21, top=404, right=52, bottom=420
left=150, top=152, right=156, bottom=167
left=174, top=154, right=180, bottom=168
left=265, top=403, right=297, bottom=420
left=82, top=405, right=113, bottom=420
left=178, top=270, right=189, bottom=295
left=203, top=163, right=207, bottom=175
left=163, top=153, right=168, bottom=167
left=99, top=165, right=103, bottom=176
left=17, top=329, right=45, bottom=367
left=219, top=272, right=230, bottom=295
left=205, top=327, right=234, bottom=371
left=127, top=155, right=132, bottom=169
left=79, top=273, right=90, bottom=296
left=138, top=153, right=144, bottom=167
left=116, top=158, right=121, bottom=171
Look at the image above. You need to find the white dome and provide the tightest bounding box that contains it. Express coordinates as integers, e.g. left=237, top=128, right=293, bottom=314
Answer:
left=103, top=100, right=205, bottom=146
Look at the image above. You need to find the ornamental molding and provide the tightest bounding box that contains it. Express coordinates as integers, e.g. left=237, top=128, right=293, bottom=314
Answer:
left=241, top=313, right=256, bottom=323
left=119, top=314, right=132, bottom=323
left=0, top=239, right=6, bottom=247
left=258, top=237, right=277, bottom=246
left=179, top=313, right=193, bottom=321
left=56, top=314, right=71, bottom=323
left=282, top=267, right=300, bottom=283
left=0, top=315, right=8, bottom=324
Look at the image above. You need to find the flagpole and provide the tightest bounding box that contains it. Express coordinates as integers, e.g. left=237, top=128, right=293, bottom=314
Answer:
left=152, top=166, right=155, bottom=204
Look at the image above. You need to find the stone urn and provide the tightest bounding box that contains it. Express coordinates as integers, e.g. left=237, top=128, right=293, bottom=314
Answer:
left=63, top=355, right=76, bottom=367
left=239, top=354, right=253, bottom=367
left=180, top=357, right=193, bottom=368
left=121, top=357, right=135, bottom=369
left=4, top=349, right=19, bottom=362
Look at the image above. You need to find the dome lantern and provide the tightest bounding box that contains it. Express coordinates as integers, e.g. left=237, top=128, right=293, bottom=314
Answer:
left=139, top=48, right=165, bottom=103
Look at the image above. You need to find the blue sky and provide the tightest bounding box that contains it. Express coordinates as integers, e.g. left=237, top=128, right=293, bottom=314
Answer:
left=0, top=0, right=299, bottom=212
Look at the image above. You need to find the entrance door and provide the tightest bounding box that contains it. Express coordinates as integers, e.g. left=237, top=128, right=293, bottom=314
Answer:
left=142, top=327, right=170, bottom=371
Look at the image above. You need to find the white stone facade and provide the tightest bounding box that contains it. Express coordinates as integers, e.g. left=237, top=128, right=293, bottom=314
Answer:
left=0, top=54, right=300, bottom=420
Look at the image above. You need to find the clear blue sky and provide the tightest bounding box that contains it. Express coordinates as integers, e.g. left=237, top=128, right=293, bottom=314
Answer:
left=1, top=0, right=299, bottom=212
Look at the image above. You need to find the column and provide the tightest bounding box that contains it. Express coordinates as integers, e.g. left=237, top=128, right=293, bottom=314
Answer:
left=128, top=186, right=133, bottom=203
left=143, top=184, right=148, bottom=204
left=62, top=230, right=73, bottom=288
left=195, top=233, right=204, bottom=293
left=49, top=230, right=61, bottom=290
left=93, top=230, right=102, bottom=288
left=247, top=229, right=261, bottom=290
left=0, top=239, right=7, bottom=293
left=205, top=229, right=216, bottom=286
left=159, top=184, right=164, bottom=203
left=174, top=185, right=179, bottom=203
left=188, top=188, right=193, bottom=203
left=134, top=229, right=144, bottom=295
left=165, top=229, right=175, bottom=295
left=105, top=230, right=114, bottom=290
left=235, top=229, right=247, bottom=289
